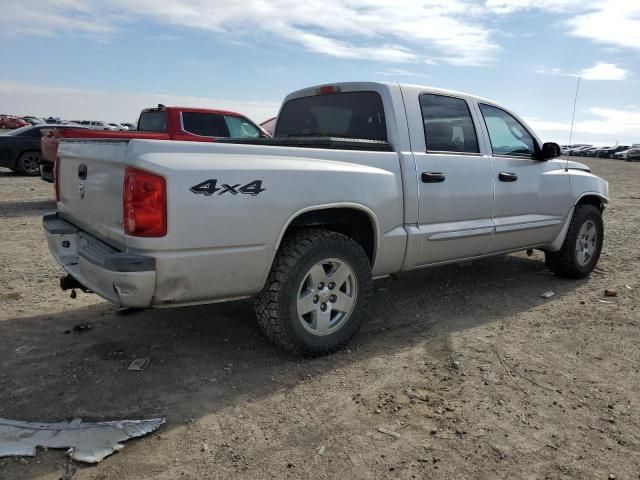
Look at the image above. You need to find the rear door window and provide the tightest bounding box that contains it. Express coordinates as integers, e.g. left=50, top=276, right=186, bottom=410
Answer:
left=182, top=112, right=230, bottom=137
left=420, top=94, right=479, bottom=153
left=138, top=111, right=167, bottom=132
left=275, top=91, right=387, bottom=141
left=224, top=115, right=261, bottom=138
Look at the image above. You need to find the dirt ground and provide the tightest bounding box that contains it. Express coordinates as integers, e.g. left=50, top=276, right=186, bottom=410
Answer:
left=0, top=158, right=638, bottom=480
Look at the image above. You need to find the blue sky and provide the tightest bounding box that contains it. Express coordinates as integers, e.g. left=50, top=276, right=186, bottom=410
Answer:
left=0, top=0, right=639, bottom=145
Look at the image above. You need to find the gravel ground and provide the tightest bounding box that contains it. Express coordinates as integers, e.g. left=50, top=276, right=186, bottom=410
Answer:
left=0, top=158, right=639, bottom=480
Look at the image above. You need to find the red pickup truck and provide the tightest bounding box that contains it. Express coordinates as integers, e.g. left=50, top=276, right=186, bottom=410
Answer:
left=40, top=105, right=268, bottom=181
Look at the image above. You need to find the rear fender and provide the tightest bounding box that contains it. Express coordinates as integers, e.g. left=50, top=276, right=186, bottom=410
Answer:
left=274, top=203, right=381, bottom=258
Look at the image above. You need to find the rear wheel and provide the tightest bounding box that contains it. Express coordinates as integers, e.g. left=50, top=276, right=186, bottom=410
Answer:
left=545, top=204, right=603, bottom=279
left=255, top=229, right=372, bottom=356
left=16, top=151, right=41, bottom=176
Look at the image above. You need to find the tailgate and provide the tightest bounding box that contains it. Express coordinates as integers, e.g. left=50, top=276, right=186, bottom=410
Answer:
left=57, top=140, right=129, bottom=249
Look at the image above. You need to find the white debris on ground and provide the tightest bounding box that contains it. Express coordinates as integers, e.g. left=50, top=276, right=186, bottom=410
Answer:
left=0, top=417, right=165, bottom=463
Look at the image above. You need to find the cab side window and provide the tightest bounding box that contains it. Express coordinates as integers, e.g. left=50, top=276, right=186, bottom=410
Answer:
left=479, top=104, right=535, bottom=157
left=420, top=94, right=479, bottom=154
left=182, top=112, right=230, bottom=137
left=224, top=115, right=261, bottom=138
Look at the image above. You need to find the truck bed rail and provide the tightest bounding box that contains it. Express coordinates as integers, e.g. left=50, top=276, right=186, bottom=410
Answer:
left=217, top=136, right=392, bottom=151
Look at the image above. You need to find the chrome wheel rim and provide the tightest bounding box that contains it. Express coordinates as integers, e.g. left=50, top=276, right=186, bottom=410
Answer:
left=296, top=257, right=357, bottom=336
left=20, top=152, right=40, bottom=175
left=575, top=220, right=598, bottom=266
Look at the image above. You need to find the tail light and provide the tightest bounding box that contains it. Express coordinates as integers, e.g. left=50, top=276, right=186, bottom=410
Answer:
left=54, top=156, right=60, bottom=201
left=123, top=167, right=167, bottom=237
left=316, top=85, right=341, bottom=95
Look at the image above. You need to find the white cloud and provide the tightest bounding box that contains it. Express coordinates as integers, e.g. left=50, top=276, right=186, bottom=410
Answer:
left=568, top=1, right=640, bottom=51
left=485, top=0, right=590, bottom=14
left=487, top=0, right=640, bottom=52
left=0, top=81, right=279, bottom=124
left=526, top=106, right=640, bottom=145
left=2, top=0, right=639, bottom=71
left=0, top=1, right=117, bottom=37
left=536, top=62, right=628, bottom=80
left=580, top=62, right=627, bottom=80
left=0, top=0, right=498, bottom=66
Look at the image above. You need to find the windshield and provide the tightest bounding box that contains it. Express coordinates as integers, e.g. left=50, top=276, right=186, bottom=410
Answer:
left=138, top=111, right=167, bottom=132
left=275, top=91, right=387, bottom=141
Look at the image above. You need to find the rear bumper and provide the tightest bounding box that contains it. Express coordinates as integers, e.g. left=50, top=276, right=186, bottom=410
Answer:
left=43, top=213, right=156, bottom=308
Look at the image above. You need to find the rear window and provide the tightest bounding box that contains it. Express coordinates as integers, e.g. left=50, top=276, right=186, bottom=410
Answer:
left=275, top=91, right=387, bottom=141
left=138, top=111, right=167, bottom=132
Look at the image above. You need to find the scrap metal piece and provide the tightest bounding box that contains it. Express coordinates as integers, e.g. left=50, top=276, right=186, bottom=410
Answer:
left=0, top=417, right=165, bottom=463
left=128, top=357, right=151, bottom=371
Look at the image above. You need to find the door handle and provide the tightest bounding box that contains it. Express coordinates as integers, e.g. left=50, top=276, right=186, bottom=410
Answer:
left=498, top=172, right=517, bottom=182
left=421, top=172, right=446, bottom=183
left=78, top=164, right=87, bottom=180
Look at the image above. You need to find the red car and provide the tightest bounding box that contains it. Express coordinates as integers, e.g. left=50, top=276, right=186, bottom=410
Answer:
left=40, top=105, right=269, bottom=181
left=0, top=115, right=29, bottom=129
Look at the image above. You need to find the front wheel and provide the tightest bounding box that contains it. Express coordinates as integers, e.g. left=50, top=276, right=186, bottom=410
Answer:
left=545, top=204, right=603, bottom=279
left=255, top=229, right=372, bottom=356
left=16, top=151, right=41, bottom=176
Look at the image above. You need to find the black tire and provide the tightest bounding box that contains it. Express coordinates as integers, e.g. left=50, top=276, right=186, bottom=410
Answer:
left=255, top=229, right=372, bottom=356
left=545, top=204, right=603, bottom=279
left=16, top=151, right=41, bottom=176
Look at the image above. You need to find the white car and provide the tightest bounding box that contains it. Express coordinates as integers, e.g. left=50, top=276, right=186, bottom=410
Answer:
left=77, top=120, right=118, bottom=131
left=614, top=144, right=640, bottom=161
left=44, top=81, right=608, bottom=355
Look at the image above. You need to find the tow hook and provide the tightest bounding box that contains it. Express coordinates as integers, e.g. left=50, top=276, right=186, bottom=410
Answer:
left=60, top=275, right=92, bottom=295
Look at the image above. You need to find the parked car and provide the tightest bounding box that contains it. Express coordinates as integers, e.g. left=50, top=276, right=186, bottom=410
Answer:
left=0, top=125, right=83, bottom=175
left=21, top=116, right=43, bottom=126
left=598, top=145, right=629, bottom=158
left=567, top=146, right=592, bottom=156
left=626, top=145, right=640, bottom=162
left=613, top=149, right=630, bottom=160
left=613, top=144, right=640, bottom=161
left=583, top=147, right=601, bottom=157
left=121, top=122, right=136, bottom=130
left=0, top=115, right=29, bottom=129
left=44, top=81, right=608, bottom=356
left=260, top=117, right=277, bottom=136
left=39, top=106, right=268, bottom=182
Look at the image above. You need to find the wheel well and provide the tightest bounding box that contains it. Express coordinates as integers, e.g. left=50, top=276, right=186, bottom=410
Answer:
left=577, top=195, right=606, bottom=212
left=285, top=208, right=376, bottom=263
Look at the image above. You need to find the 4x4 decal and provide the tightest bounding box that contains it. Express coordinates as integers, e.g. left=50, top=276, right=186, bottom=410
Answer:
left=190, top=179, right=265, bottom=197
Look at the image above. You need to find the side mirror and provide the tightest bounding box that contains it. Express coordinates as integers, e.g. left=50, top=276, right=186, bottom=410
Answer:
left=538, top=142, right=561, bottom=160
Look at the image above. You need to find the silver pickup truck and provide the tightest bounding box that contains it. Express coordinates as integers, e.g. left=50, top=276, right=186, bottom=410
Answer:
left=44, top=82, right=608, bottom=355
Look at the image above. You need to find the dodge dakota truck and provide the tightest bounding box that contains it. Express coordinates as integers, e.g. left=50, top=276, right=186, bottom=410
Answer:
left=44, top=82, right=608, bottom=355
left=39, top=105, right=268, bottom=181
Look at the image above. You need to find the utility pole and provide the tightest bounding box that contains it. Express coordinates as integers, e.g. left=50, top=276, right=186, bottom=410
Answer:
left=568, top=76, right=581, bottom=145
